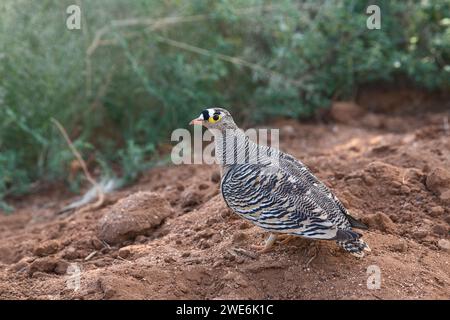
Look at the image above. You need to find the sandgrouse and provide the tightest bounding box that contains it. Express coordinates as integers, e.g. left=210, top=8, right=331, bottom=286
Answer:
left=190, top=108, right=370, bottom=257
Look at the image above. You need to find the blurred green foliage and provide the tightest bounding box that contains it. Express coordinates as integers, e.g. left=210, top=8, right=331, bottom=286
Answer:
left=0, top=0, right=449, bottom=210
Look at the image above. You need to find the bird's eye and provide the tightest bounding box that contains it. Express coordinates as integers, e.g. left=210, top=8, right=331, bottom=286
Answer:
left=209, top=113, right=222, bottom=123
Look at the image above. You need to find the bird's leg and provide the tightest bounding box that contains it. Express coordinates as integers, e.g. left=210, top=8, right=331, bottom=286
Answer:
left=251, top=233, right=278, bottom=253
left=304, top=242, right=319, bottom=268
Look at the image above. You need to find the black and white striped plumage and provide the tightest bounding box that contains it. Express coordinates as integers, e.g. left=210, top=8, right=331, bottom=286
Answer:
left=221, top=155, right=369, bottom=256
left=191, top=108, right=370, bottom=257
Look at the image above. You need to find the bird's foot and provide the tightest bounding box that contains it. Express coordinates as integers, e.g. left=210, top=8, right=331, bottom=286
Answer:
left=251, top=233, right=297, bottom=254
left=251, top=233, right=278, bottom=253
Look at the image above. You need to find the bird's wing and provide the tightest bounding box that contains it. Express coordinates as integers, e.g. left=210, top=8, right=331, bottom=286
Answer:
left=279, top=153, right=367, bottom=229
left=279, top=154, right=346, bottom=211
left=220, top=162, right=359, bottom=241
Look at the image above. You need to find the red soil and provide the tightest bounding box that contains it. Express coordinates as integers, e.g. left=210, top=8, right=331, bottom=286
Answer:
left=0, top=103, right=449, bottom=299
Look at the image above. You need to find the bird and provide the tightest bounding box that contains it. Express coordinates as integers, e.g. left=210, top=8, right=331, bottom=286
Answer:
left=190, top=107, right=370, bottom=257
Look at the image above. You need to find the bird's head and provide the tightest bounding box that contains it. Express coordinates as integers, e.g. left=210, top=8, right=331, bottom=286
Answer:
left=189, top=107, right=237, bottom=130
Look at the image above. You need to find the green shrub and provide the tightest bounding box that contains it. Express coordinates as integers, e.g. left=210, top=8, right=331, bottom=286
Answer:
left=0, top=0, right=449, bottom=210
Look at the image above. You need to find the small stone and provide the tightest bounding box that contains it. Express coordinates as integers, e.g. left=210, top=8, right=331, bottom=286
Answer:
left=430, top=206, right=445, bottom=217
left=91, top=238, right=104, bottom=250
left=440, top=190, right=450, bottom=205
left=198, top=229, right=214, bottom=239
left=164, top=256, right=176, bottom=263
left=118, top=247, right=131, bottom=259
left=211, top=171, right=221, bottom=183
left=181, top=252, right=191, bottom=258
left=198, top=183, right=209, bottom=190
left=238, top=222, right=251, bottom=230
left=135, top=235, right=147, bottom=243
left=9, top=260, right=29, bottom=273
left=426, top=167, right=450, bottom=199
left=54, top=260, right=70, bottom=275
left=391, top=181, right=402, bottom=189
left=28, top=257, right=57, bottom=275
left=63, top=246, right=79, bottom=260
left=388, top=214, right=398, bottom=223
left=94, top=260, right=107, bottom=267
left=34, top=240, right=59, bottom=257
left=413, top=229, right=428, bottom=240
left=100, top=247, right=110, bottom=255
left=432, top=224, right=448, bottom=236
left=181, top=190, right=201, bottom=209
left=361, top=212, right=396, bottom=233
left=390, top=242, right=408, bottom=253
left=437, top=239, right=450, bottom=252
left=232, top=231, right=248, bottom=243
left=400, top=185, right=410, bottom=194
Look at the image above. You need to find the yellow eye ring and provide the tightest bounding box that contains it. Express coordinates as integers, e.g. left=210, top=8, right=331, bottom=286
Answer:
left=208, top=114, right=222, bottom=123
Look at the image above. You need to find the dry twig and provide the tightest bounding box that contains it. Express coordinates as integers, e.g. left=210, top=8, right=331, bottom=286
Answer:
left=83, top=5, right=308, bottom=94
left=51, top=118, right=105, bottom=214
left=84, top=250, right=98, bottom=261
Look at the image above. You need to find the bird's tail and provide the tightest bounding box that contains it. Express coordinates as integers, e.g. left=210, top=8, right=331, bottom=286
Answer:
left=337, top=238, right=371, bottom=258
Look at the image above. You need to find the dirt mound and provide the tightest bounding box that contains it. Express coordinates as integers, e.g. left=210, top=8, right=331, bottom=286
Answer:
left=426, top=167, right=450, bottom=205
left=0, top=108, right=449, bottom=300
left=98, top=192, right=173, bottom=244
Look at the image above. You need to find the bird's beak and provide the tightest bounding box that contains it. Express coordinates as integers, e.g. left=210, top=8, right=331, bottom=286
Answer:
left=189, top=118, right=203, bottom=126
